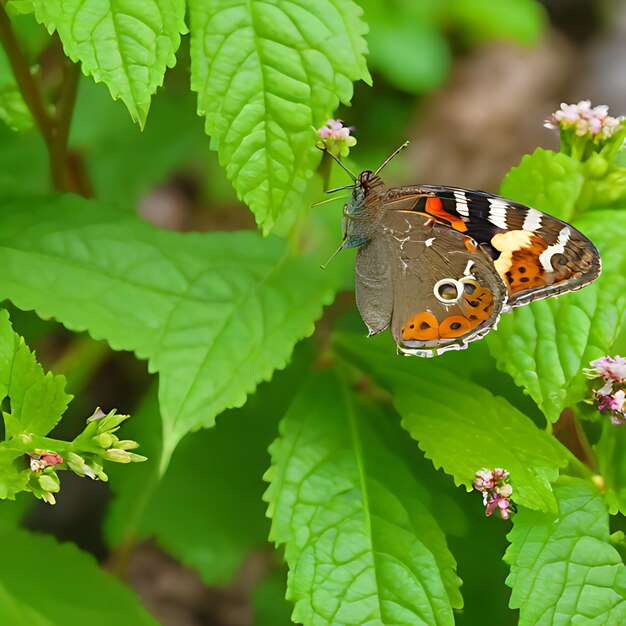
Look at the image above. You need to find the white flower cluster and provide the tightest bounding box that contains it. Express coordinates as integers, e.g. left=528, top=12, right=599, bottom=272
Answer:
left=545, top=100, right=624, bottom=139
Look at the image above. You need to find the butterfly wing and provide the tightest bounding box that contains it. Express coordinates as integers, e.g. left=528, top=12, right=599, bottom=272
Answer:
left=382, top=185, right=601, bottom=309
left=355, top=210, right=508, bottom=356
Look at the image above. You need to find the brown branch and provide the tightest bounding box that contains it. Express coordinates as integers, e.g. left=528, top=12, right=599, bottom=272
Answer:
left=54, top=56, right=79, bottom=160
left=0, top=4, right=51, bottom=141
left=52, top=56, right=91, bottom=195
left=0, top=5, right=87, bottom=195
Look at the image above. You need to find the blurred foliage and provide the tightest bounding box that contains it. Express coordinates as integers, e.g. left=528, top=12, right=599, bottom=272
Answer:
left=362, top=0, right=545, bottom=93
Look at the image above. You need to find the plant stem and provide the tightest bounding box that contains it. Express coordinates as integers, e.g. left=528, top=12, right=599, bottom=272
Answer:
left=54, top=55, right=79, bottom=153
left=572, top=411, right=599, bottom=473
left=0, top=5, right=85, bottom=194
left=105, top=466, right=160, bottom=578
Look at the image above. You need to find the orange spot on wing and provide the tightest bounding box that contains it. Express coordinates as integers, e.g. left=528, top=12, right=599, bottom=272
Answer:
left=402, top=311, right=439, bottom=341
left=439, top=314, right=475, bottom=338
left=460, top=284, right=495, bottom=322
left=424, top=197, right=467, bottom=232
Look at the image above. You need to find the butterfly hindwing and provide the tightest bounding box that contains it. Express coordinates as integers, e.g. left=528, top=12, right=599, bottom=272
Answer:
left=356, top=210, right=508, bottom=356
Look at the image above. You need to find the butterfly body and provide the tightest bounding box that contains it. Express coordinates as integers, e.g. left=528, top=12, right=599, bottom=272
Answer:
left=340, top=167, right=601, bottom=357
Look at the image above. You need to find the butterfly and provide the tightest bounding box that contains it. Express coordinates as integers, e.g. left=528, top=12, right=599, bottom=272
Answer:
left=322, top=144, right=602, bottom=357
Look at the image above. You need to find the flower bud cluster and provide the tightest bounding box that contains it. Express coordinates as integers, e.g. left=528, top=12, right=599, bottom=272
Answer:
left=75, top=407, right=146, bottom=473
left=473, top=468, right=514, bottom=520
left=545, top=100, right=624, bottom=140
left=20, top=407, right=145, bottom=505
left=316, top=119, right=356, bottom=158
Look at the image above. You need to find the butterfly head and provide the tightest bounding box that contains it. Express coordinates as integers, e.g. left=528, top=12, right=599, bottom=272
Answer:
left=320, top=142, right=409, bottom=266
left=342, top=170, right=387, bottom=248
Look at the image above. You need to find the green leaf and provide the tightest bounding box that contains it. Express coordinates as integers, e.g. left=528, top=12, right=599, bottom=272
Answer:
left=334, top=331, right=570, bottom=512
left=30, top=0, right=186, bottom=126
left=0, top=309, right=71, bottom=438
left=0, top=528, right=156, bottom=625
left=506, top=477, right=626, bottom=625
left=265, top=370, right=461, bottom=625
left=0, top=195, right=340, bottom=461
left=0, top=449, right=29, bottom=500
left=189, top=0, right=370, bottom=232
left=488, top=210, right=626, bottom=423
left=0, top=46, right=32, bottom=131
left=449, top=0, right=546, bottom=46
left=499, top=148, right=584, bottom=222
left=594, top=420, right=626, bottom=516
left=106, top=344, right=312, bottom=584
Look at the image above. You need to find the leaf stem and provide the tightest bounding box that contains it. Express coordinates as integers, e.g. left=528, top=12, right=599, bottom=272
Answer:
left=0, top=6, right=86, bottom=194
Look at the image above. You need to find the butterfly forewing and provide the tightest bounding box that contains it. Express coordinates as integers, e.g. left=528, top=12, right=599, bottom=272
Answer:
left=384, top=184, right=601, bottom=309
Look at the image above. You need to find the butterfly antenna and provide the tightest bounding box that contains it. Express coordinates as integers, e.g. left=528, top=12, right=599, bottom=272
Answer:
left=320, top=240, right=346, bottom=269
left=325, top=184, right=355, bottom=194
left=318, top=147, right=357, bottom=182
left=374, top=141, right=410, bottom=177
left=310, top=195, right=348, bottom=208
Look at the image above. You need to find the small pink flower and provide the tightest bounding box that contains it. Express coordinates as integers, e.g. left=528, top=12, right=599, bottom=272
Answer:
left=587, top=357, right=626, bottom=424
left=316, top=119, right=357, bottom=158
left=587, top=355, right=626, bottom=383
left=27, top=450, right=63, bottom=472
left=608, top=389, right=626, bottom=411
left=473, top=467, right=514, bottom=520
left=610, top=412, right=626, bottom=426
left=317, top=119, right=349, bottom=140
left=545, top=100, right=624, bottom=139
left=317, top=126, right=333, bottom=139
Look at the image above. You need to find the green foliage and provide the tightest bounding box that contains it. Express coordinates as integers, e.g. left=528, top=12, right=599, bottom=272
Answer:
left=335, top=331, right=570, bottom=512
left=189, top=0, right=370, bottom=232
left=0, top=125, right=47, bottom=194
left=0, top=46, right=31, bottom=131
left=0, top=528, right=156, bottom=625
left=0, top=310, right=144, bottom=503
left=360, top=0, right=544, bottom=94
left=30, top=0, right=186, bottom=126
left=2, top=1, right=626, bottom=623
left=253, top=569, right=293, bottom=626
left=449, top=0, right=546, bottom=46
left=506, top=478, right=626, bottom=624
left=265, top=370, right=462, bottom=625
left=594, top=421, right=626, bottom=516
left=70, top=79, right=214, bottom=205
left=364, top=4, right=451, bottom=93
left=106, top=345, right=312, bottom=585
left=0, top=194, right=342, bottom=461
left=0, top=309, right=71, bottom=439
